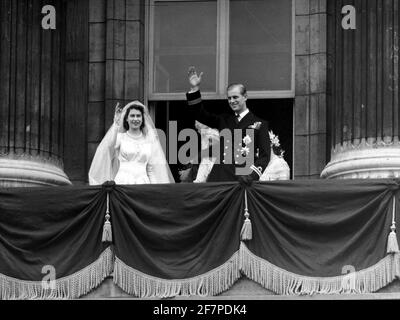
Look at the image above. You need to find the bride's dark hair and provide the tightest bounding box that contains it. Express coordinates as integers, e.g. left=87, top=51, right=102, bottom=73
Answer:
left=123, top=104, right=146, bottom=131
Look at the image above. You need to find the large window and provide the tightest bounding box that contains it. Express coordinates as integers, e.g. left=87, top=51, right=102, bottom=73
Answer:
left=151, top=1, right=218, bottom=94
left=148, top=0, right=294, bottom=100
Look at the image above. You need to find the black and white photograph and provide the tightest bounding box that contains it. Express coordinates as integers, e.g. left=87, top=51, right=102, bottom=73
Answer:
left=0, top=0, right=399, bottom=312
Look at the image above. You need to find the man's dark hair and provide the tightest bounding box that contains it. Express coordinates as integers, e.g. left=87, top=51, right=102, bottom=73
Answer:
left=123, top=105, right=145, bottom=131
left=227, top=83, right=247, bottom=96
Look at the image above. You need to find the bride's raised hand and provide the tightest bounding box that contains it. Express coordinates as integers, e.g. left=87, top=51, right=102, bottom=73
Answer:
left=113, top=102, right=122, bottom=126
left=188, top=66, right=203, bottom=90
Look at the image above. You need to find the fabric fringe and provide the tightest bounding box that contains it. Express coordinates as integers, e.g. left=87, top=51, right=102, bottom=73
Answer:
left=3, top=244, right=399, bottom=299
left=113, top=251, right=241, bottom=298
left=0, top=247, right=114, bottom=300
left=239, top=242, right=400, bottom=295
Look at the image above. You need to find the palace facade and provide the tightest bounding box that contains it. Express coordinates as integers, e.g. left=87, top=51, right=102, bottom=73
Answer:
left=0, top=0, right=399, bottom=186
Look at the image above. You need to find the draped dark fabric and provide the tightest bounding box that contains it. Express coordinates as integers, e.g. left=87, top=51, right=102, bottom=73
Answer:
left=246, top=180, right=396, bottom=277
left=111, top=182, right=243, bottom=279
left=0, top=179, right=399, bottom=299
left=0, top=185, right=109, bottom=280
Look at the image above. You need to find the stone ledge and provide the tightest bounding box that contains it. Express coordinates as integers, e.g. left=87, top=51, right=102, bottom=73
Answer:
left=81, top=277, right=400, bottom=300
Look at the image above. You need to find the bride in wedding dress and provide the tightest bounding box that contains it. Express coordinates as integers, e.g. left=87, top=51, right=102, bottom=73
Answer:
left=88, top=101, right=174, bottom=185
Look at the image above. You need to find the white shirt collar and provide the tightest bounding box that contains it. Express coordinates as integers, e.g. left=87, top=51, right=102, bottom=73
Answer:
left=235, top=109, right=249, bottom=122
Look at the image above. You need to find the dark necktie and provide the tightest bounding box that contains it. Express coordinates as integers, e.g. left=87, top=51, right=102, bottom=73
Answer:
left=235, top=113, right=240, bottom=124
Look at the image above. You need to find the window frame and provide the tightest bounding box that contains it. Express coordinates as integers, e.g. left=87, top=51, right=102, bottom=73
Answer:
left=145, top=0, right=295, bottom=101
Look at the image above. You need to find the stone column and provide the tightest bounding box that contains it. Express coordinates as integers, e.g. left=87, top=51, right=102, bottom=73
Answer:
left=322, top=0, right=400, bottom=179
left=0, top=0, right=71, bottom=187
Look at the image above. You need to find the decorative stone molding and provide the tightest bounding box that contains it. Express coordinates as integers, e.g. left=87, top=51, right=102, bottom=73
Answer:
left=321, top=139, right=400, bottom=179
left=0, top=151, right=65, bottom=169
left=0, top=157, right=71, bottom=187
left=331, top=137, right=400, bottom=155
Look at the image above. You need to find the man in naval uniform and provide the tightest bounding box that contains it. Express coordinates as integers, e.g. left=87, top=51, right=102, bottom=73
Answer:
left=186, top=67, right=270, bottom=184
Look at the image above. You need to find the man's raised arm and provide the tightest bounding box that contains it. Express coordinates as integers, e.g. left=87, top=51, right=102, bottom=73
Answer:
left=186, top=67, right=219, bottom=129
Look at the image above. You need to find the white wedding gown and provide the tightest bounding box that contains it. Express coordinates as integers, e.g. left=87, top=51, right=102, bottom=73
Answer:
left=259, top=151, right=290, bottom=181
left=88, top=101, right=174, bottom=185
left=114, top=132, right=156, bottom=184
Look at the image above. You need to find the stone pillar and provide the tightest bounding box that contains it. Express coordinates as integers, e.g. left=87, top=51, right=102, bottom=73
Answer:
left=322, top=0, right=400, bottom=179
left=87, top=0, right=107, bottom=176
left=63, top=0, right=89, bottom=185
left=0, top=0, right=71, bottom=187
left=294, top=0, right=327, bottom=179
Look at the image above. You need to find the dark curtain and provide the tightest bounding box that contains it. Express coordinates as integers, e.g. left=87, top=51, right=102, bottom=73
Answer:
left=111, top=182, right=243, bottom=278
left=0, top=179, right=399, bottom=293
left=247, top=180, right=396, bottom=276
left=0, top=185, right=109, bottom=280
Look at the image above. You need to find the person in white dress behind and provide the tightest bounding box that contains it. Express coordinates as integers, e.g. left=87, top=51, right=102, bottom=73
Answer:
left=180, top=124, right=290, bottom=183
left=259, top=131, right=290, bottom=181
left=88, top=101, right=174, bottom=185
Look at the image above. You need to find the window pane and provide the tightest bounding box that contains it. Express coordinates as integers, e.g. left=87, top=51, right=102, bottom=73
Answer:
left=229, top=0, right=292, bottom=91
left=153, top=1, right=217, bottom=93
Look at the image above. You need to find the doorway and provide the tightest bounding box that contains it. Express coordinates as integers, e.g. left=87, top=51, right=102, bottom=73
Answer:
left=152, top=99, right=293, bottom=182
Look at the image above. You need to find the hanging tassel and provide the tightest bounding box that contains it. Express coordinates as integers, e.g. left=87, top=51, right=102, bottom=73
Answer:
left=387, top=196, right=399, bottom=254
left=102, top=192, right=113, bottom=243
left=387, top=227, right=399, bottom=253
left=340, top=272, right=356, bottom=294
left=240, top=189, right=252, bottom=241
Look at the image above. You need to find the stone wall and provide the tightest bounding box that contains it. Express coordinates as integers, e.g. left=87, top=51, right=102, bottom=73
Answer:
left=70, top=0, right=328, bottom=183
left=294, top=0, right=327, bottom=179
left=65, top=0, right=145, bottom=184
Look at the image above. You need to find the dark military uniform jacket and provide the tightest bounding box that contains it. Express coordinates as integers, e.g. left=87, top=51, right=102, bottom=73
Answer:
left=186, top=90, right=270, bottom=182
